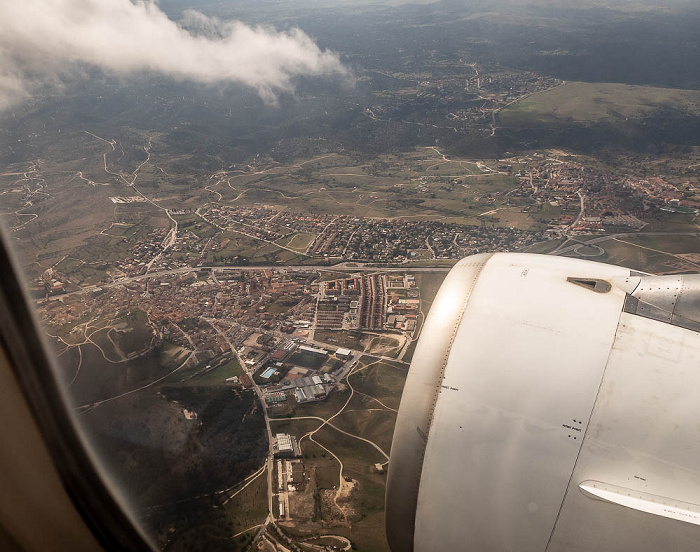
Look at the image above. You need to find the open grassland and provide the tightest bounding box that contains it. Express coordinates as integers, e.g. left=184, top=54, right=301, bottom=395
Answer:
left=191, top=358, right=244, bottom=385
left=564, top=236, right=700, bottom=274
left=224, top=468, right=269, bottom=536
left=365, top=334, right=404, bottom=358
left=349, top=361, right=407, bottom=412
left=203, top=149, right=527, bottom=225
left=311, top=425, right=390, bottom=551
left=640, top=212, right=700, bottom=233
left=276, top=232, right=317, bottom=252
left=622, top=234, right=700, bottom=255
left=490, top=207, right=546, bottom=231
left=314, top=330, right=404, bottom=357
left=414, top=271, right=448, bottom=314
left=205, top=229, right=312, bottom=265
left=314, top=330, right=366, bottom=351
left=333, top=403, right=397, bottom=455
left=173, top=213, right=218, bottom=238
left=500, top=82, right=700, bottom=126
left=269, top=418, right=323, bottom=439
left=268, top=355, right=403, bottom=551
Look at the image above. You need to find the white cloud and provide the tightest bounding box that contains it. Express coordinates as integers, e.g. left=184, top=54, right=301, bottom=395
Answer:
left=0, top=0, right=348, bottom=109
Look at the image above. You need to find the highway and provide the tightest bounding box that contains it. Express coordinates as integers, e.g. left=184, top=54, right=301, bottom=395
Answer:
left=51, top=230, right=700, bottom=305
left=550, top=231, right=700, bottom=256
left=45, top=263, right=452, bottom=302
left=204, top=318, right=276, bottom=518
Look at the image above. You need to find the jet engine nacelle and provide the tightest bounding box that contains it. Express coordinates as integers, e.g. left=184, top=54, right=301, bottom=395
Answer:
left=386, top=253, right=700, bottom=552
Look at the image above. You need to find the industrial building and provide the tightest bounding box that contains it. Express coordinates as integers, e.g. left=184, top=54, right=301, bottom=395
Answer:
left=273, top=433, right=300, bottom=458
left=269, top=349, right=288, bottom=362
left=280, top=374, right=331, bottom=389
left=288, top=460, right=305, bottom=488
left=265, top=391, right=287, bottom=405
left=278, top=374, right=332, bottom=403
left=294, top=384, right=327, bottom=403
left=298, top=345, right=328, bottom=357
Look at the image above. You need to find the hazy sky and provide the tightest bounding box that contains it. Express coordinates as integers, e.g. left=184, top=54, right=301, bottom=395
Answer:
left=0, top=0, right=348, bottom=110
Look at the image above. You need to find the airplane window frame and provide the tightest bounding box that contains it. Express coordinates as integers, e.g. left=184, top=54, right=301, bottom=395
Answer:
left=0, top=229, right=154, bottom=552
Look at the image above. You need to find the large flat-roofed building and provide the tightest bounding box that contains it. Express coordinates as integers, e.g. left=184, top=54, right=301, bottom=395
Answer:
left=309, top=384, right=326, bottom=398
left=270, top=349, right=288, bottom=362
left=265, top=391, right=287, bottom=405
left=273, top=433, right=300, bottom=458
left=294, top=384, right=327, bottom=403
left=280, top=374, right=332, bottom=390
left=335, top=348, right=352, bottom=359
left=298, top=345, right=328, bottom=356
left=288, top=460, right=304, bottom=486
left=277, top=434, right=293, bottom=454
left=295, top=387, right=310, bottom=403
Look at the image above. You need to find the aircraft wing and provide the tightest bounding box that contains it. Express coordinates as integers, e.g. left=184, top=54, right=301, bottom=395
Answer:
left=386, top=253, right=700, bottom=552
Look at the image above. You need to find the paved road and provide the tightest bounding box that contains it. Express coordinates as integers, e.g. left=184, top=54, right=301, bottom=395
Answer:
left=45, top=264, right=452, bottom=302
left=54, top=231, right=700, bottom=304
left=550, top=231, right=699, bottom=256
left=569, top=191, right=585, bottom=231
left=207, top=318, right=276, bottom=517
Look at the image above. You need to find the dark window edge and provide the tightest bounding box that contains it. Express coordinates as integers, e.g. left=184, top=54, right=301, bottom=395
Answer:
left=0, top=229, right=154, bottom=552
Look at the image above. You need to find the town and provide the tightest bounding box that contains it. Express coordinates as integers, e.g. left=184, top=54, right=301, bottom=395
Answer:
left=40, top=267, right=422, bottom=406
left=39, top=264, right=428, bottom=544
left=509, top=155, right=698, bottom=234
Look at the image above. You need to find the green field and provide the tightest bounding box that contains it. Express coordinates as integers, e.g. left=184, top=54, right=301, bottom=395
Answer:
left=311, top=424, right=390, bottom=551
left=500, top=82, right=700, bottom=126
left=206, top=229, right=312, bottom=265
left=192, top=358, right=244, bottom=385
left=224, top=468, right=269, bottom=537
left=200, top=149, right=527, bottom=223
left=414, top=271, right=448, bottom=313
left=276, top=232, right=317, bottom=252
left=173, top=213, right=219, bottom=238
left=268, top=418, right=323, bottom=443
left=349, top=361, right=408, bottom=412
left=564, top=236, right=700, bottom=274
left=333, top=401, right=397, bottom=454
left=289, top=351, right=327, bottom=370
left=622, top=234, right=700, bottom=255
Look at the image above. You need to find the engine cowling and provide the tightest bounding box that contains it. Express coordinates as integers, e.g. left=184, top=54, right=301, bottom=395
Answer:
left=386, top=253, right=700, bottom=552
